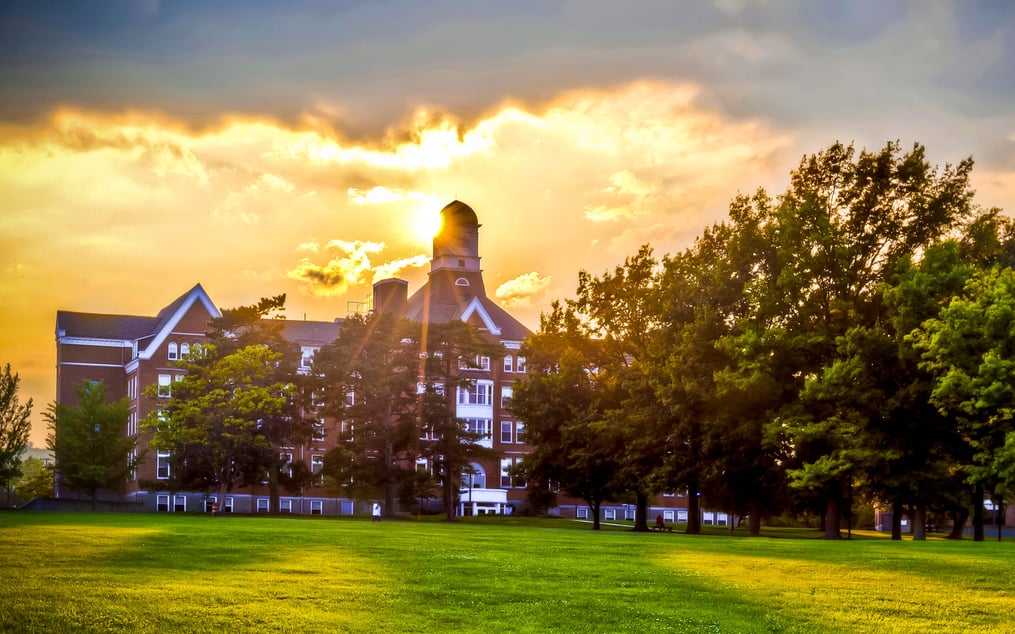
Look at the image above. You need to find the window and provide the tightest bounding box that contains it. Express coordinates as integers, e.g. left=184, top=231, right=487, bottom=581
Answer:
left=478, top=355, right=490, bottom=371
left=311, top=455, right=324, bottom=485
left=516, top=356, right=526, bottom=373
left=605, top=508, right=616, bottom=520
left=128, top=448, right=137, bottom=481
left=173, top=494, right=186, bottom=513
left=157, top=494, right=170, bottom=512
left=515, top=422, right=526, bottom=444
left=500, top=457, right=525, bottom=488
left=279, top=499, right=292, bottom=513
left=500, top=421, right=513, bottom=444
left=664, top=510, right=675, bottom=522
left=503, top=355, right=513, bottom=373
left=180, top=343, right=190, bottom=358
left=677, top=510, right=688, bottom=523
left=464, top=419, right=491, bottom=439
left=458, top=381, right=492, bottom=405
left=577, top=507, right=589, bottom=520
left=168, top=342, right=178, bottom=361
left=625, top=508, right=636, bottom=521
left=280, top=452, right=293, bottom=478
left=157, top=374, right=172, bottom=398
left=312, top=420, right=326, bottom=443
left=224, top=497, right=234, bottom=513
left=310, top=500, right=323, bottom=515
left=455, top=277, right=470, bottom=286
left=156, top=450, right=171, bottom=479
left=500, top=458, right=513, bottom=487
left=257, top=498, right=269, bottom=513
left=501, top=391, right=512, bottom=409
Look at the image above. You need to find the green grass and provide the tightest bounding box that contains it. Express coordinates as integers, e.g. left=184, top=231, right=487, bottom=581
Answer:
left=1, top=513, right=1013, bottom=633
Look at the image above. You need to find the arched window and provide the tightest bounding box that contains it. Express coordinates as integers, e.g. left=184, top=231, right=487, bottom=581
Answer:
left=180, top=343, right=190, bottom=358
left=464, top=463, right=486, bottom=489
left=455, top=277, right=470, bottom=287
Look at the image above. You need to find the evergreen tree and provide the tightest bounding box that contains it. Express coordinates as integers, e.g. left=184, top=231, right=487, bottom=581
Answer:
left=45, top=380, right=136, bottom=508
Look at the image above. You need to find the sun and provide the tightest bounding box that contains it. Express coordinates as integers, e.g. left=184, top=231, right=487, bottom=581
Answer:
left=413, top=206, right=443, bottom=243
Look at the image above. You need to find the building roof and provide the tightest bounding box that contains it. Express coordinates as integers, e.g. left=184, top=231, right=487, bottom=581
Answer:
left=275, top=319, right=343, bottom=346
left=440, top=199, right=479, bottom=228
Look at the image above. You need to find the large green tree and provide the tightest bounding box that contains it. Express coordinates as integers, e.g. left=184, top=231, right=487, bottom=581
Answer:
left=144, top=344, right=293, bottom=507
left=0, top=363, right=33, bottom=507
left=511, top=302, right=625, bottom=530
left=914, top=265, right=1015, bottom=541
left=418, top=319, right=501, bottom=521
left=45, top=380, right=136, bottom=508
left=315, top=312, right=419, bottom=516
left=729, top=141, right=975, bottom=538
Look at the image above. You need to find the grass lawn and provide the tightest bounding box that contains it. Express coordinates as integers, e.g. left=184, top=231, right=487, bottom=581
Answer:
left=1, top=512, right=1013, bottom=633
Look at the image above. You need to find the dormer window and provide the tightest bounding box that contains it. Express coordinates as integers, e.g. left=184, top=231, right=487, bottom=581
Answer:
left=455, top=277, right=470, bottom=287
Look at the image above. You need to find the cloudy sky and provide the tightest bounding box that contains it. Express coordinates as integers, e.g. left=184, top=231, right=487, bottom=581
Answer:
left=2, top=0, right=1013, bottom=445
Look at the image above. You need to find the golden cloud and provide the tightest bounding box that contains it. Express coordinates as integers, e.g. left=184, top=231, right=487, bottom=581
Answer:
left=495, top=272, right=553, bottom=309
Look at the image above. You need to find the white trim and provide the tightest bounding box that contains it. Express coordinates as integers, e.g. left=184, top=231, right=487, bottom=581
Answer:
left=139, top=287, right=220, bottom=361
left=57, top=337, right=132, bottom=348
left=57, top=362, right=126, bottom=369
left=460, top=297, right=501, bottom=336
left=501, top=341, right=522, bottom=350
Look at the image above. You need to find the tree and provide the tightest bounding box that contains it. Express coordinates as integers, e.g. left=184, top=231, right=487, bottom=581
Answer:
left=145, top=344, right=293, bottom=508
left=45, top=380, right=136, bottom=508
left=571, top=246, right=664, bottom=532
left=419, top=319, right=502, bottom=521
left=0, top=363, right=33, bottom=507
left=14, top=455, right=53, bottom=501
left=914, top=265, right=1015, bottom=541
left=315, top=312, right=419, bottom=516
left=511, top=302, right=625, bottom=530
left=205, top=295, right=313, bottom=513
left=729, top=141, right=975, bottom=538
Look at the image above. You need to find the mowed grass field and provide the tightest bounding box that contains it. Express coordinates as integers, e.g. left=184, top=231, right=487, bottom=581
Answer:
left=1, top=513, right=1013, bottom=633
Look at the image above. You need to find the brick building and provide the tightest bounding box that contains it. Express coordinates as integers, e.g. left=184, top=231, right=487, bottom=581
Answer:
left=54, top=200, right=696, bottom=524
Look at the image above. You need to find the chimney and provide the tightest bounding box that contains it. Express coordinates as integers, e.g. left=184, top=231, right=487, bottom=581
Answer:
left=372, top=278, right=408, bottom=316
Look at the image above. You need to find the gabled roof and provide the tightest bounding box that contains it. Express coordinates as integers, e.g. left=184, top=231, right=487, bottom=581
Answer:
left=56, top=284, right=222, bottom=355
left=404, top=283, right=532, bottom=342
left=138, top=284, right=220, bottom=359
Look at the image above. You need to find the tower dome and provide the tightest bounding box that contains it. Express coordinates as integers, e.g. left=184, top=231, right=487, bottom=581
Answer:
left=432, top=200, right=481, bottom=274
left=439, top=200, right=479, bottom=228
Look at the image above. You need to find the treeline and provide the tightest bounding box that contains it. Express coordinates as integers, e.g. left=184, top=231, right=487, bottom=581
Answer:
left=510, top=141, right=1015, bottom=539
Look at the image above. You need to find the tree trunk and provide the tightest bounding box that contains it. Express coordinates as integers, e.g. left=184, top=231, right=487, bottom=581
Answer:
left=747, top=500, right=762, bottom=537
left=973, top=483, right=984, bottom=542
left=443, top=470, right=457, bottom=521
left=686, top=480, right=701, bottom=535
left=633, top=490, right=649, bottom=532
left=590, top=500, right=601, bottom=530
left=218, top=480, right=228, bottom=515
left=912, top=502, right=927, bottom=541
left=823, top=495, right=841, bottom=540
left=383, top=437, right=396, bottom=518
left=891, top=500, right=903, bottom=541
left=268, top=467, right=280, bottom=514
left=946, top=507, right=968, bottom=540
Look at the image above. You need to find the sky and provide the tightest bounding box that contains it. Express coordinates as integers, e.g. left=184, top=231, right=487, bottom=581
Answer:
left=2, top=0, right=1014, bottom=447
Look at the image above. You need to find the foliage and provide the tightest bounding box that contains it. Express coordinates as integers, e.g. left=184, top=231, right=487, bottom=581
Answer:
left=13, top=455, right=53, bottom=500
left=144, top=344, right=293, bottom=503
left=45, top=380, right=136, bottom=505
left=314, top=312, right=419, bottom=514
left=418, top=319, right=502, bottom=520
left=0, top=363, right=33, bottom=504
left=2, top=513, right=1015, bottom=633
